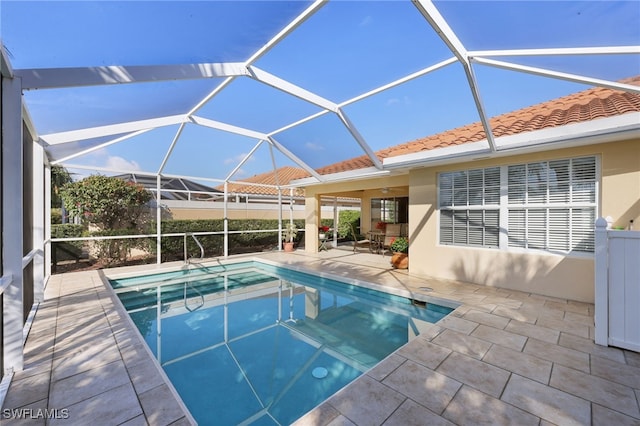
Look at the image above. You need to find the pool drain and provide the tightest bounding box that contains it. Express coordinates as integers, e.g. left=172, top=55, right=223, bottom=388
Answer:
left=312, top=367, right=328, bottom=379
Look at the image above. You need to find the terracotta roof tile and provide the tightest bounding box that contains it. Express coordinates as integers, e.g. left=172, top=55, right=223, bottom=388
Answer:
left=317, top=77, right=640, bottom=175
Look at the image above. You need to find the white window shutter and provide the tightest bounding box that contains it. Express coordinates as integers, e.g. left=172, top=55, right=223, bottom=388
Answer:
left=438, top=156, right=596, bottom=253
left=549, top=209, right=570, bottom=251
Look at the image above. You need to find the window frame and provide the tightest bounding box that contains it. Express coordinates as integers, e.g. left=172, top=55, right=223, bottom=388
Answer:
left=371, top=196, right=408, bottom=224
left=437, top=155, right=599, bottom=255
left=438, top=167, right=501, bottom=248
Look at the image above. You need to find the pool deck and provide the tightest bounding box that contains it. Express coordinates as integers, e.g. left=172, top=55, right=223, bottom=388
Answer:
left=3, top=248, right=640, bottom=425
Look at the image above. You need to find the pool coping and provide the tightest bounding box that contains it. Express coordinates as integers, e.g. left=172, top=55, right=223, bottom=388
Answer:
left=97, top=267, right=198, bottom=425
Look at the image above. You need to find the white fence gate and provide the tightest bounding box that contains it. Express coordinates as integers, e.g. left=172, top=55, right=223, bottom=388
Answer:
left=595, top=218, right=640, bottom=352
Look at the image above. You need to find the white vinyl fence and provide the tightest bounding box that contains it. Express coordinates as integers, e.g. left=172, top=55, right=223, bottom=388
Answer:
left=594, top=217, right=640, bottom=352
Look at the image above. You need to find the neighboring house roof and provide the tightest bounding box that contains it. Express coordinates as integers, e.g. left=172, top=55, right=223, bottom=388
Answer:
left=316, top=76, right=640, bottom=175
left=220, top=166, right=310, bottom=196
left=221, top=167, right=361, bottom=205
left=116, top=173, right=222, bottom=200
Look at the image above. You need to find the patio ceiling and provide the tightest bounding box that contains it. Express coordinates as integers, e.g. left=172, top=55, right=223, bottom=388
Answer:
left=3, top=0, right=639, bottom=188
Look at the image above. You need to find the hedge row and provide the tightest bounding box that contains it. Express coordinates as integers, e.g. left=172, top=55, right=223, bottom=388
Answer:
left=51, top=224, right=85, bottom=248
left=50, top=212, right=359, bottom=264
left=50, top=224, right=86, bottom=264
left=156, top=219, right=307, bottom=260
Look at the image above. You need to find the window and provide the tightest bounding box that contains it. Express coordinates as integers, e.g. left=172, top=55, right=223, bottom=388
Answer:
left=439, top=168, right=500, bottom=247
left=507, top=157, right=596, bottom=252
left=438, top=156, right=597, bottom=253
left=371, top=196, right=408, bottom=224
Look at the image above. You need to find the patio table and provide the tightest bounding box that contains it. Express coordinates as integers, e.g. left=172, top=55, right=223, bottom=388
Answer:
left=367, top=231, right=385, bottom=254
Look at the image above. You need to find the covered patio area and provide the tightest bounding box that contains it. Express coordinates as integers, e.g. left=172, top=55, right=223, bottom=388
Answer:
left=4, top=251, right=639, bottom=425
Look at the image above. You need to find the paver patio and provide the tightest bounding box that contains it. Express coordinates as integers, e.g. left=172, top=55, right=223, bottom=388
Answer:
left=3, top=249, right=639, bottom=425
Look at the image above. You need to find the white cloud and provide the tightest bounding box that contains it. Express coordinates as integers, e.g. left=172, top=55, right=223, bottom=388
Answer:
left=105, top=155, right=141, bottom=171
left=305, top=142, right=324, bottom=151
left=232, top=168, right=248, bottom=178
left=77, top=148, right=141, bottom=173
left=386, top=96, right=411, bottom=106
left=90, top=147, right=109, bottom=157
left=224, top=153, right=254, bottom=165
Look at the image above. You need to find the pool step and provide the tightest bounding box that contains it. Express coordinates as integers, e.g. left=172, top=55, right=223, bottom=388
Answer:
left=117, top=271, right=277, bottom=311
left=109, top=262, right=265, bottom=289
left=287, top=304, right=402, bottom=369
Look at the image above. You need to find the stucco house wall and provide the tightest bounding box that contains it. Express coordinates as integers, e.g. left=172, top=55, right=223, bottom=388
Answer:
left=164, top=201, right=341, bottom=221
left=409, top=138, right=640, bottom=303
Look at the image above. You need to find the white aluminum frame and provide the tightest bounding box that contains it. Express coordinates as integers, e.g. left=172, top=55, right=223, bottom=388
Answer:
left=15, top=62, right=250, bottom=90
left=2, top=73, right=24, bottom=373
left=20, top=1, right=635, bottom=191
left=1, top=0, right=638, bottom=388
left=32, top=142, right=45, bottom=302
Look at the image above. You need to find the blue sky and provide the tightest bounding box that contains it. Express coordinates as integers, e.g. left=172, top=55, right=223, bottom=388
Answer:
left=2, top=0, right=639, bottom=183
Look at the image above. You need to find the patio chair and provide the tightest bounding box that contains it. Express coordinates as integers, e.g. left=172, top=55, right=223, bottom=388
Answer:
left=349, top=223, right=371, bottom=253
left=382, top=223, right=402, bottom=256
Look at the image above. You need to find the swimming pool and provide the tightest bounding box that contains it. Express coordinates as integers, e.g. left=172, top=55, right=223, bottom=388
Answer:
left=110, top=261, right=454, bottom=425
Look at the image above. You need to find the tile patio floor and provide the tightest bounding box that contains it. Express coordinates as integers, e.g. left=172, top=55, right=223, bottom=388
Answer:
left=3, top=248, right=640, bottom=425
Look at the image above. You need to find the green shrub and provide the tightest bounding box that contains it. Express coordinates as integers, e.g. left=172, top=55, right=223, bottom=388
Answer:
left=338, top=210, right=361, bottom=238
left=60, top=175, right=152, bottom=229
left=59, top=175, right=153, bottom=264
left=150, top=219, right=306, bottom=261
left=51, top=165, right=73, bottom=209
left=90, top=228, right=151, bottom=265
left=51, top=224, right=86, bottom=262
left=51, top=224, right=85, bottom=247
left=51, top=208, right=62, bottom=224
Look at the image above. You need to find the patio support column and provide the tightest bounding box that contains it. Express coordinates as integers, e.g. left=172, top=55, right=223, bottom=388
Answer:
left=2, top=74, right=24, bottom=372
left=289, top=188, right=294, bottom=224
left=332, top=197, right=338, bottom=248
left=277, top=188, right=283, bottom=250
left=223, top=182, right=228, bottom=257
left=361, top=192, right=373, bottom=234
left=32, top=141, right=45, bottom=302
left=156, top=174, right=161, bottom=264
left=44, top=164, right=52, bottom=278
left=304, top=193, right=320, bottom=253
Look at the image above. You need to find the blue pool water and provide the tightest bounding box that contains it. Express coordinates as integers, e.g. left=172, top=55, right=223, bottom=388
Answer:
left=110, top=261, right=453, bottom=425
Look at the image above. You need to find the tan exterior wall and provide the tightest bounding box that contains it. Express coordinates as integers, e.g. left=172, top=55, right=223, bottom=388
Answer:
left=166, top=204, right=340, bottom=221
left=170, top=208, right=305, bottom=220
left=600, top=139, right=640, bottom=229
left=409, top=138, right=640, bottom=303
left=304, top=195, right=320, bottom=251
